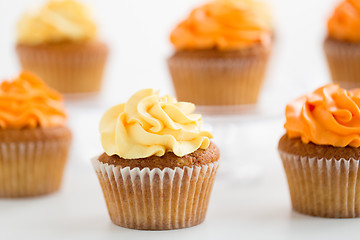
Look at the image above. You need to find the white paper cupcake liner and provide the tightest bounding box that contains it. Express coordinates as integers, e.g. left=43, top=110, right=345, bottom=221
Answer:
left=168, top=56, right=269, bottom=108
left=279, top=150, right=360, bottom=218
left=324, top=38, right=360, bottom=89
left=0, top=139, right=71, bottom=198
left=92, top=158, right=219, bottom=230
left=16, top=41, right=108, bottom=95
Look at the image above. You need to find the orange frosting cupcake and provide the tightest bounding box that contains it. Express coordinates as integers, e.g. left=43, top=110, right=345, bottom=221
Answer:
left=279, top=83, right=360, bottom=218
left=0, top=71, right=71, bottom=198
left=328, top=0, right=360, bottom=42
left=284, top=83, right=360, bottom=147
left=170, top=0, right=272, bottom=50
left=0, top=71, right=67, bottom=129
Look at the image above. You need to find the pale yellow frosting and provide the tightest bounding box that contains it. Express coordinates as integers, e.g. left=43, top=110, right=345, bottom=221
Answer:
left=17, top=0, right=97, bottom=45
left=100, top=89, right=212, bottom=159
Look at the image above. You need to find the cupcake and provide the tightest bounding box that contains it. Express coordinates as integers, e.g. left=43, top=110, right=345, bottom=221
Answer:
left=0, top=71, right=72, bottom=198
left=167, top=0, right=273, bottom=112
left=92, top=89, right=220, bottom=230
left=16, top=0, right=108, bottom=95
left=278, top=84, right=360, bottom=218
left=324, top=0, right=360, bottom=89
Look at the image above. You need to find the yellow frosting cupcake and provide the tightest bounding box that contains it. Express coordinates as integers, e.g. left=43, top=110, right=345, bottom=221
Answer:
left=92, top=89, right=220, bottom=230
left=16, top=0, right=108, bottom=95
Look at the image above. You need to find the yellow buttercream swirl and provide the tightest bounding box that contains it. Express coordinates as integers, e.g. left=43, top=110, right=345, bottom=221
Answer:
left=17, top=0, right=97, bottom=45
left=100, top=89, right=212, bottom=159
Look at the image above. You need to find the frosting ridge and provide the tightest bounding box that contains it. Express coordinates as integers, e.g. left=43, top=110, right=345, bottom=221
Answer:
left=170, top=0, right=272, bottom=50
left=328, top=0, right=360, bottom=42
left=100, top=89, right=212, bottom=159
left=284, top=84, right=360, bottom=147
left=0, top=71, right=67, bottom=129
left=17, top=0, right=97, bottom=45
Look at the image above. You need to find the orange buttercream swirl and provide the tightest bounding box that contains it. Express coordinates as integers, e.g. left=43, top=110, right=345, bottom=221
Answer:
left=285, top=84, right=360, bottom=147
left=0, top=71, right=67, bottom=129
left=328, top=0, right=360, bottom=42
left=170, top=0, right=272, bottom=50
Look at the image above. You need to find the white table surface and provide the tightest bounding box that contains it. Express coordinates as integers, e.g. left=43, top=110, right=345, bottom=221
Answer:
left=0, top=0, right=357, bottom=239
left=1, top=108, right=357, bottom=240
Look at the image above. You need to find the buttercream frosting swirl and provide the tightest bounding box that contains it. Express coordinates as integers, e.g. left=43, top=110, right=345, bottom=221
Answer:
left=284, top=84, right=360, bottom=147
left=170, top=0, right=272, bottom=50
left=100, top=89, right=212, bottom=159
left=328, top=0, right=360, bottom=42
left=0, top=71, right=67, bottom=129
left=17, top=0, right=97, bottom=45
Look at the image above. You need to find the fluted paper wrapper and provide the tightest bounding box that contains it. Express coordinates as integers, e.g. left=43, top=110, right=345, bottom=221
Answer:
left=324, top=38, right=360, bottom=89
left=92, top=158, right=219, bottom=230
left=279, top=150, right=360, bottom=218
left=16, top=41, right=108, bottom=95
left=0, top=139, right=71, bottom=198
left=167, top=50, right=270, bottom=114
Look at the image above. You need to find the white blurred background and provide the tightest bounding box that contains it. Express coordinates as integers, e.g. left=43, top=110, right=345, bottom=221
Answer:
left=0, top=0, right=339, bottom=105
left=0, top=1, right=354, bottom=239
left=0, top=0, right=340, bottom=158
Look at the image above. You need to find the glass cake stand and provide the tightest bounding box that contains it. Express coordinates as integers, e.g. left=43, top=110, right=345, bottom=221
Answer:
left=199, top=104, right=282, bottom=184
